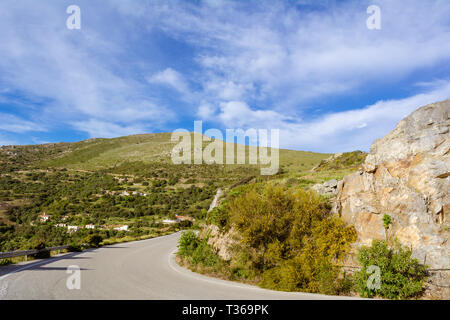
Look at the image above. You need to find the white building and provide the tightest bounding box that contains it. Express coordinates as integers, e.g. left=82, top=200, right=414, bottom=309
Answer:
left=38, top=213, right=51, bottom=222
left=132, top=191, right=147, bottom=196
left=67, top=226, right=81, bottom=233
left=176, top=215, right=194, bottom=222
left=162, top=219, right=177, bottom=224
left=114, top=225, right=129, bottom=231
left=85, top=224, right=95, bottom=229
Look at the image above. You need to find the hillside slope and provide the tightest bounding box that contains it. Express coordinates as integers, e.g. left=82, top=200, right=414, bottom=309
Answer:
left=0, top=132, right=335, bottom=252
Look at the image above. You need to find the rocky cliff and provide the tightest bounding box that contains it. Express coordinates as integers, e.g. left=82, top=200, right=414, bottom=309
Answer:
left=332, top=100, right=449, bottom=296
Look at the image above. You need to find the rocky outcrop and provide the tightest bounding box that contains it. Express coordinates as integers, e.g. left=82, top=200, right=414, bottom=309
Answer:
left=311, top=179, right=341, bottom=196
left=203, top=188, right=239, bottom=261
left=202, top=224, right=240, bottom=261
left=311, top=151, right=367, bottom=172
left=311, top=153, right=343, bottom=172
left=333, top=100, right=449, bottom=296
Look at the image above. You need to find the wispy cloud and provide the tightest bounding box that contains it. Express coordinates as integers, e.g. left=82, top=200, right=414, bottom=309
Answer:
left=71, top=119, right=148, bottom=139
left=0, top=113, right=46, bottom=133
left=147, top=68, right=189, bottom=94
left=0, top=1, right=176, bottom=139
left=200, top=80, right=450, bottom=152
left=284, top=81, right=450, bottom=152
left=216, top=101, right=294, bottom=129
left=0, top=0, right=449, bottom=151
left=0, top=135, right=18, bottom=147
left=140, top=0, right=450, bottom=111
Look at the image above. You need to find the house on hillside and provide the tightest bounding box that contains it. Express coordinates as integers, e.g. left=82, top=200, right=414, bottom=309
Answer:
left=55, top=223, right=67, bottom=228
left=131, top=191, right=147, bottom=196
left=162, top=219, right=177, bottom=224
left=67, top=226, right=80, bottom=233
left=102, top=224, right=129, bottom=231
left=85, top=224, right=95, bottom=229
left=38, top=213, right=51, bottom=222
left=176, top=215, right=194, bottom=222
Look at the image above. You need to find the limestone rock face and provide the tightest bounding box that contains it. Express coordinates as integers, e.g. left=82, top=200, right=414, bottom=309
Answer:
left=333, top=100, right=449, bottom=275
left=202, top=224, right=240, bottom=261
left=311, top=179, right=340, bottom=196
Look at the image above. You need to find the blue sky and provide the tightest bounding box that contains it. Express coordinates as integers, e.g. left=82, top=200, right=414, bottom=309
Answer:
left=0, top=0, right=449, bottom=152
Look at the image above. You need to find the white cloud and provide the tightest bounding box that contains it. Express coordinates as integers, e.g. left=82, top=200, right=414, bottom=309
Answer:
left=139, top=0, right=450, bottom=111
left=147, top=68, right=189, bottom=94
left=203, top=79, right=253, bottom=100
left=217, top=101, right=294, bottom=129
left=283, top=81, right=450, bottom=152
left=0, top=1, right=175, bottom=138
left=201, top=81, right=450, bottom=152
left=142, top=0, right=450, bottom=152
left=0, top=136, right=18, bottom=147
left=71, top=119, right=147, bottom=139
left=1, top=0, right=449, bottom=151
left=197, top=103, right=217, bottom=120
left=0, top=113, right=46, bottom=133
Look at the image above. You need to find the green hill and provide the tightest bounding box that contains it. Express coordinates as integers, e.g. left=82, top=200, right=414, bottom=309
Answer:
left=36, top=133, right=330, bottom=174
left=1, top=133, right=330, bottom=173
left=0, top=133, right=337, bottom=252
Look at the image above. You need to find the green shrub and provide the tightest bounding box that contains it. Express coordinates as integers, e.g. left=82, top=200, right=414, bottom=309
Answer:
left=85, top=234, right=103, bottom=248
left=354, top=240, right=428, bottom=299
left=383, top=214, right=392, bottom=242
left=190, top=239, right=221, bottom=268
left=177, top=231, right=227, bottom=274
left=30, top=241, right=51, bottom=259
left=227, top=184, right=356, bottom=294
left=67, top=243, right=83, bottom=252
left=177, top=231, right=199, bottom=257
left=230, top=250, right=258, bottom=280
left=206, top=203, right=229, bottom=230
left=316, top=262, right=353, bottom=295
left=383, top=214, right=392, bottom=230
left=0, top=258, right=13, bottom=266
left=285, top=177, right=298, bottom=186
left=178, top=220, right=193, bottom=229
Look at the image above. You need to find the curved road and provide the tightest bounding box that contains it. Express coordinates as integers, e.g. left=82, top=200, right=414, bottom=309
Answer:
left=0, top=232, right=354, bottom=300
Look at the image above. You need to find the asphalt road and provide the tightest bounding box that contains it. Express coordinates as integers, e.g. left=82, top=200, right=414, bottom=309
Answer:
left=0, top=232, right=355, bottom=300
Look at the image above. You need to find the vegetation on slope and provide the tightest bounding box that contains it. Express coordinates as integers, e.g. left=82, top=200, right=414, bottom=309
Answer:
left=179, top=181, right=429, bottom=299
left=179, top=184, right=357, bottom=295
left=2, top=132, right=426, bottom=299
left=355, top=240, right=428, bottom=299
left=313, top=151, right=367, bottom=172
left=0, top=133, right=331, bottom=253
